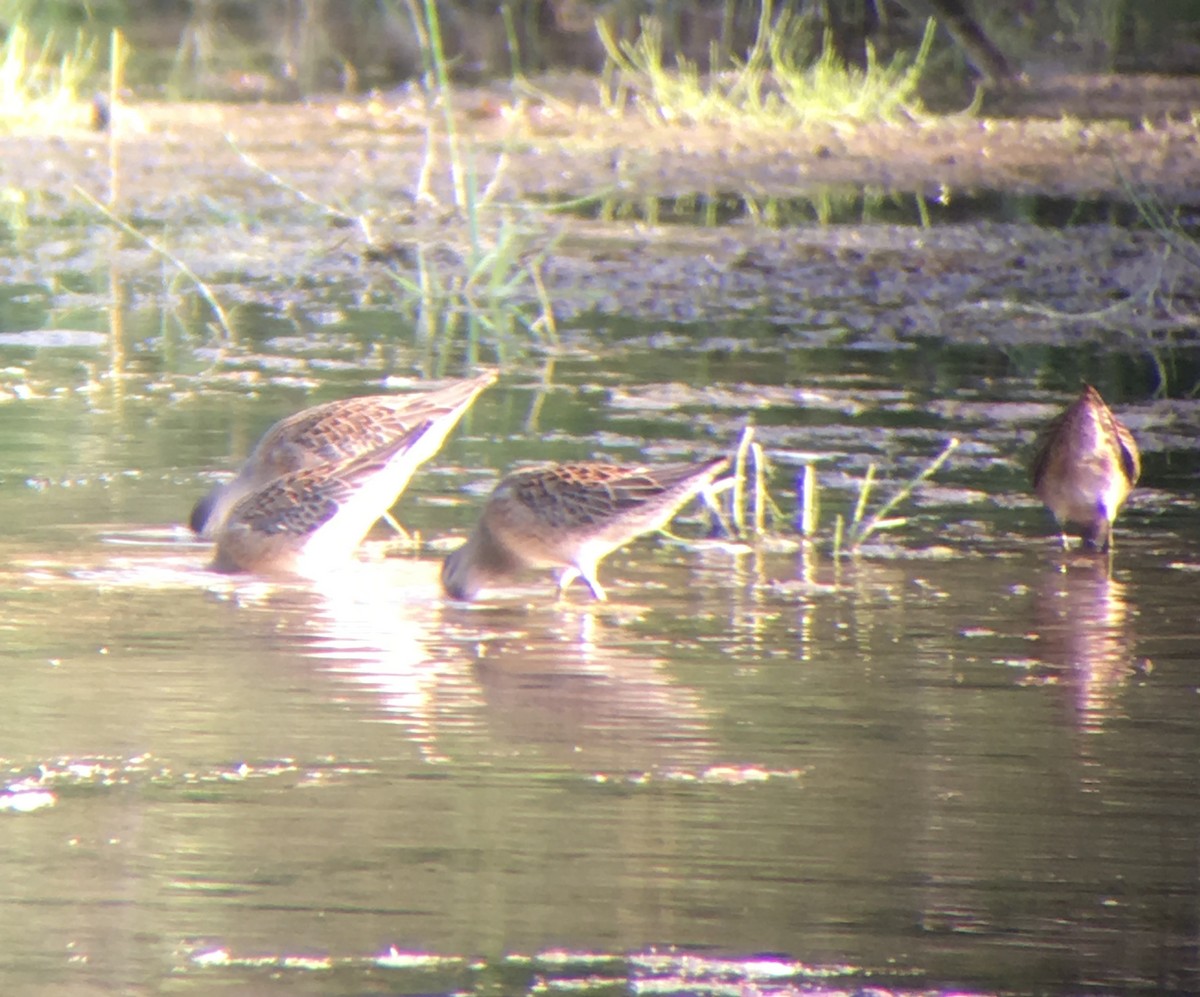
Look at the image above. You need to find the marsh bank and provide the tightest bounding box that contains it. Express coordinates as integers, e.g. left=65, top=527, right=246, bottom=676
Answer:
left=4, top=71, right=1200, bottom=349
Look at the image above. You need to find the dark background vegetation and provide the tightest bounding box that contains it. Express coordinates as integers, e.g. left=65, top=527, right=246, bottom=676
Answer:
left=3, top=0, right=1200, bottom=101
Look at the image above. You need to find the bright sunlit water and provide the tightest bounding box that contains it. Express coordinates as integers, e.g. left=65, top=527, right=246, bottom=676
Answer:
left=1, top=304, right=1198, bottom=996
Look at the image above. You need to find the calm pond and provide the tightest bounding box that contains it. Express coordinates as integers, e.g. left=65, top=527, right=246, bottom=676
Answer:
left=1, top=290, right=1199, bottom=996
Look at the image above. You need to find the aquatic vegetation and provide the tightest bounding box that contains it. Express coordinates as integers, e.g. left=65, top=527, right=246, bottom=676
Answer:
left=830, top=438, right=960, bottom=558
left=729, top=425, right=775, bottom=537
left=714, top=425, right=959, bottom=560
left=598, top=2, right=935, bottom=127
left=381, top=0, right=558, bottom=349
left=218, top=0, right=559, bottom=356
left=72, top=31, right=240, bottom=344
left=75, top=183, right=237, bottom=341
left=1113, top=165, right=1200, bottom=394
left=557, top=185, right=924, bottom=229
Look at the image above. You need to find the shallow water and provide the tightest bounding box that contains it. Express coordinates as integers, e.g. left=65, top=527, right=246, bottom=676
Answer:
left=1, top=300, right=1199, bottom=996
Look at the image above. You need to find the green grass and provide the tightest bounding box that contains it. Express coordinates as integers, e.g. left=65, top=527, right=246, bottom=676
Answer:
left=668, top=428, right=960, bottom=565
left=0, top=20, right=97, bottom=131
left=213, top=0, right=560, bottom=360
left=598, top=1, right=935, bottom=127
left=371, top=0, right=558, bottom=354
left=830, top=437, right=960, bottom=558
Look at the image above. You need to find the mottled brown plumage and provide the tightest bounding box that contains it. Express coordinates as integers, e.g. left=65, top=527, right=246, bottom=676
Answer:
left=190, top=371, right=496, bottom=540
left=442, top=458, right=729, bottom=601
left=1030, top=384, right=1140, bottom=552
left=211, top=424, right=434, bottom=575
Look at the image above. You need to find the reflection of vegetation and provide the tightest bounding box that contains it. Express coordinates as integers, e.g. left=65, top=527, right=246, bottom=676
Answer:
left=563, top=186, right=927, bottom=228
left=598, top=3, right=934, bottom=127
left=75, top=184, right=237, bottom=342
left=0, top=17, right=96, bottom=130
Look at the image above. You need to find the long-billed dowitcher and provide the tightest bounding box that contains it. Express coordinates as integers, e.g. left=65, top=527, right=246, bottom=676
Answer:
left=190, top=371, right=496, bottom=540
left=1030, top=383, right=1140, bottom=552
left=441, top=457, right=729, bottom=601
left=210, top=423, right=439, bottom=575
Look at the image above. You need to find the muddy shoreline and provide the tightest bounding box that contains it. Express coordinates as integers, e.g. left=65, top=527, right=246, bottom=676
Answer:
left=6, top=71, right=1200, bottom=346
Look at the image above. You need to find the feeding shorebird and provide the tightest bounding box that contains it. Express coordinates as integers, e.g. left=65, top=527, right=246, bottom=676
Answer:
left=1030, top=383, right=1140, bottom=552
left=190, top=371, right=496, bottom=542
left=441, top=457, right=729, bottom=601
left=209, top=425, right=438, bottom=575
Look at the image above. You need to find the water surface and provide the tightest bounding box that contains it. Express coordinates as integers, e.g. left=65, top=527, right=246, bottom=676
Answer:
left=1, top=301, right=1198, bottom=996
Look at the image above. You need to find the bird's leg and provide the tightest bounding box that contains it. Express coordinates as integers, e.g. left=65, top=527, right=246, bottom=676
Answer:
left=700, top=482, right=735, bottom=538
left=382, top=510, right=411, bottom=541
left=555, top=566, right=581, bottom=601
left=556, top=566, right=607, bottom=601
left=579, top=564, right=607, bottom=602
left=1082, top=516, right=1112, bottom=554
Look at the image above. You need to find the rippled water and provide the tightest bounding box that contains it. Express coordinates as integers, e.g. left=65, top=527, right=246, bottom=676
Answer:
left=1, top=305, right=1198, bottom=996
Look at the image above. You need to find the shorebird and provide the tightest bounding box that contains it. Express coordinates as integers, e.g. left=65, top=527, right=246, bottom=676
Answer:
left=441, top=457, right=729, bottom=601
left=212, top=424, right=436, bottom=573
left=208, top=425, right=439, bottom=575
left=1030, top=383, right=1140, bottom=552
left=190, top=371, right=496, bottom=541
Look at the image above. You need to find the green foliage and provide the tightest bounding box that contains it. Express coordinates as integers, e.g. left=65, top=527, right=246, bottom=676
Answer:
left=0, top=185, right=30, bottom=235
left=831, top=438, right=960, bottom=558
left=0, top=0, right=122, bottom=34
left=598, top=2, right=935, bottom=127
left=0, top=18, right=97, bottom=130
left=693, top=427, right=959, bottom=563
left=373, top=0, right=557, bottom=353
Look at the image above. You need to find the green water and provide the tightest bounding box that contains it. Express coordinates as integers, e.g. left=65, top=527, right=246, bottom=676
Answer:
left=0, top=300, right=1198, bottom=996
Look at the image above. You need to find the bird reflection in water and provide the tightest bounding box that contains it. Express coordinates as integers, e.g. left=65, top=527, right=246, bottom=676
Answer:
left=265, top=569, right=716, bottom=775
left=1031, top=557, right=1139, bottom=732
left=466, top=609, right=716, bottom=775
